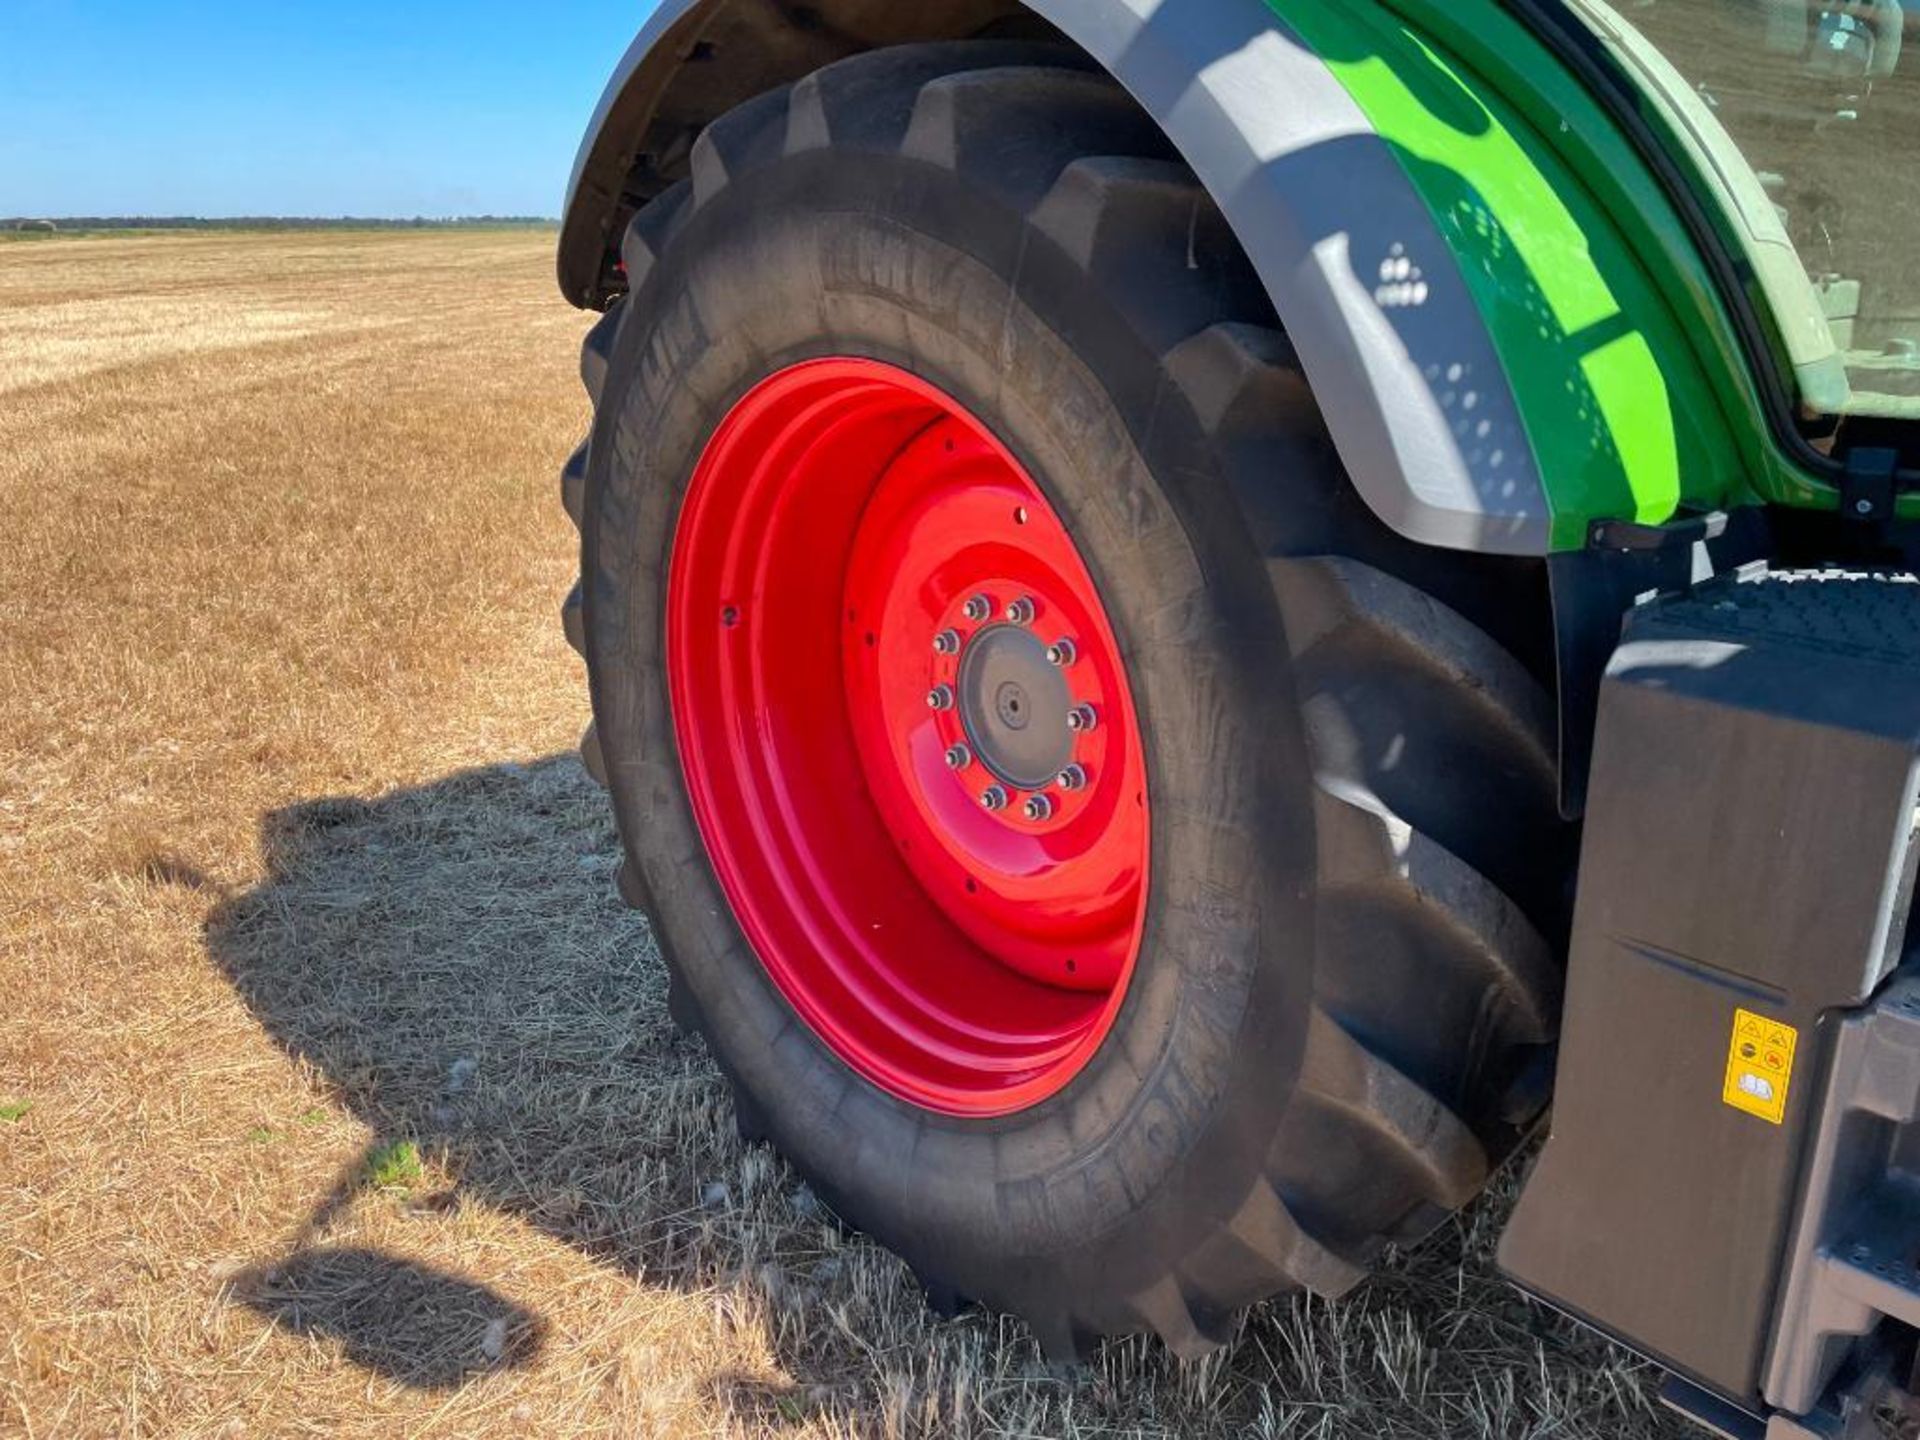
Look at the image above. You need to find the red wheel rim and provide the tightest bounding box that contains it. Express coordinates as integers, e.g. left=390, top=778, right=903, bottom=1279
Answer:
left=666, top=358, right=1150, bottom=1116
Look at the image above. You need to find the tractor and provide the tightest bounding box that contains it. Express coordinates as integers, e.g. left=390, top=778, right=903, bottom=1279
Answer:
left=551, top=2, right=1920, bottom=1433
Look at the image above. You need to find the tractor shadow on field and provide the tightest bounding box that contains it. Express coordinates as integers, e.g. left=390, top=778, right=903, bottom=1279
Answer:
left=229, top=1247, right=546, bottom=1390
left=200, top=756, right=1689, bottom=1436
left=201, top=756, right=917, bottom=1421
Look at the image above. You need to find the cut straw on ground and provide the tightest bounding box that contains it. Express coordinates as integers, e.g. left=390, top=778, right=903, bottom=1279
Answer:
left=0, top=230, right=1691, bottom=1438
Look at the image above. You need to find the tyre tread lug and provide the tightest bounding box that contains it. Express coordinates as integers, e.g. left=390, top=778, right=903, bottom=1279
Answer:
left=579, top=720, right=607, bottom=787
left=579, top=306, right=619, bottom=404
left=561, top=441, right=588, bottom=531
left=1298, top=1007, right=1490, bottom=1211
left=621, top=179, right=692, bottom=285
left=561, top=581, right=585, bottom=657
left=902, top=66, right=1168, bottom=212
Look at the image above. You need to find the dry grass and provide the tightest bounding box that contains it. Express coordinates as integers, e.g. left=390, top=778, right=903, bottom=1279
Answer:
left=0, top=230, right=1692, bottom=1438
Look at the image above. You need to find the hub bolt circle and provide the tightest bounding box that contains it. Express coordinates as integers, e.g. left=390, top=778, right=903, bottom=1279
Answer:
left=928, top=685, right=956, bottom=712
left=1005, top=596, right=1037, bottom=626
left=1023, top=794, right=1055, bottom=822
left=1066, top=704, right=1098, bottom=733
left=980, top=785, right=1009, bottom=812
left=1057, top=764, right=1088, bottom=791
left=945, top=743, right=973, bottom=771
left=933, top=629, right=961, bottom=655
left=962, top=594, right=993, bottom=623
left=1045, top=638, right=1077, bottom=667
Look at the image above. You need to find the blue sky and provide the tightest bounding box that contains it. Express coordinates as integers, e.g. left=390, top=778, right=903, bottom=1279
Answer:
left=0, top=2, right=643, bottom=217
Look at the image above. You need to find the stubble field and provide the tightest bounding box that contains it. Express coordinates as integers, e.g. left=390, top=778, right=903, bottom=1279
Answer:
left=0, top=230, right=1688, bottom=1438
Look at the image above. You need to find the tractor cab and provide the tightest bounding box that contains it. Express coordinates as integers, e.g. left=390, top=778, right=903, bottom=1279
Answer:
left=1561, top=0, right=1920, bottom=420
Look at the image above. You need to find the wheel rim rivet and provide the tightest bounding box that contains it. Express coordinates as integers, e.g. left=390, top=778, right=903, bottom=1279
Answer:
left=928, top=685, right=956, bottom=712
left=933, top=629, right=961, bottom=655
left=1045, top=638, right=1076, bottom=667
left=1057, top=764, right=1087, bottom=792
left=945, top=743, right=973, bottom=771
left=1005, top=596, right=1036, bottom=626
left=962, top=595, right=993, bottom=623
left=1023, top=794, right=1054, bottom=822
left=980, top=785, right=1009, bottom=812
left=1066, top=704, right=1098, bottom=733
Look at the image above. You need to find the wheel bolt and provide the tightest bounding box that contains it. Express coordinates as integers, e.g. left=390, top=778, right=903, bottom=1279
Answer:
left=1066, top=704, right=1098, bottom=733
left=1045, top=638, right=1077, bottom=667
left=933, top=629, right=961, bottom=655
left=944, top=743, right=972, bottom=770
left=1023, top=794, right=1054, bottom=822
left=962, top=594, right=993, bottom=623
left=1005, top=596, right=1036, bottom=626
left=980, top=785, right=1009, bottom=812
left=1057, top=764, right=1087, bottom=791
left=928, top=685, right=955, bottom=712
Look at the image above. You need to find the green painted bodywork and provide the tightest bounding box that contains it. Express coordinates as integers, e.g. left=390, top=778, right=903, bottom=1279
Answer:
left=1264, top=0, right=1917, bottom=546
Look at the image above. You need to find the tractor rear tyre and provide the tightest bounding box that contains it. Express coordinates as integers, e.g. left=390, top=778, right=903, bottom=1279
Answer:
left=562, top=42, right=1570, bottom=1358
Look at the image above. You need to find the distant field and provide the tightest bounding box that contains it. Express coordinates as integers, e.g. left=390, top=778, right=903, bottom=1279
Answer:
left=1, top=221, right=556, bottom=242
left=0, top=231, right=1688, bottom=1438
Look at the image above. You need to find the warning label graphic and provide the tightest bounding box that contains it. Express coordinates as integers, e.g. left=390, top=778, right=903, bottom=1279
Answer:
left=1722, top=1008, right=1798, bottom=1125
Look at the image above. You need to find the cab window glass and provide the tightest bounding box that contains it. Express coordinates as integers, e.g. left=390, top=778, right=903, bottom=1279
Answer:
left=1614, top=2, right=1919, bottom=409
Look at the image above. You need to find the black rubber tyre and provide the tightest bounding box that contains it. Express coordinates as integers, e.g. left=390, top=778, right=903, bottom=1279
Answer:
left=562, top=43, right=1572, bottom=1358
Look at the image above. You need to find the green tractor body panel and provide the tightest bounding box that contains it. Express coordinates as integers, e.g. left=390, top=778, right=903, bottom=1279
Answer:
left=1277, top=0, right=1920, bottom=541
left=1272, top=0, right=1745, bottom=546
left=559, top=0, right=1919, bottom=553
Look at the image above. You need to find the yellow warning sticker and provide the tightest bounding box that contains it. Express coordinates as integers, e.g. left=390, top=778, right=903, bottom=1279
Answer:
left=1722, top=1008, right=1798, bottom=1125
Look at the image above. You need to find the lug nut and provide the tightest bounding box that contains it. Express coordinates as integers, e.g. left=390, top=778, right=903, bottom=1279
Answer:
left=980, top=785, right=1009, bottom=812
left=1066, top=704, right=1098, bottom=733
left=962, top=594, right=993, bottom=623
left=933, top=629, right=961, bottom=655
left=1023, top=794, right=1055, bottom=822
left=944, top=743, right=973, bottom=770
left=1045, top=638, right=1077, bottom=667
left=1005, top=596, right=1036, bottom=626
left=1057, top=764, right=1087, bottom=791
left=928, top=685, right=955, bottom=712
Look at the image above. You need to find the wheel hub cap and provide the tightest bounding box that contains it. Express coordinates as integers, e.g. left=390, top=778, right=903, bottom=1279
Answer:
left=957, top=624, right=1073, bottom=790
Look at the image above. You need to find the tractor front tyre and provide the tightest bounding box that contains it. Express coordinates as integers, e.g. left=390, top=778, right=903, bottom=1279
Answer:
left=561, top=42, right=1569, bottom=1357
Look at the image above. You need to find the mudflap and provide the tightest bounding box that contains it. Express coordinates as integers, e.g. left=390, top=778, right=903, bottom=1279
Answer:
left=1497, top=569, right=1920, bottom=1437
